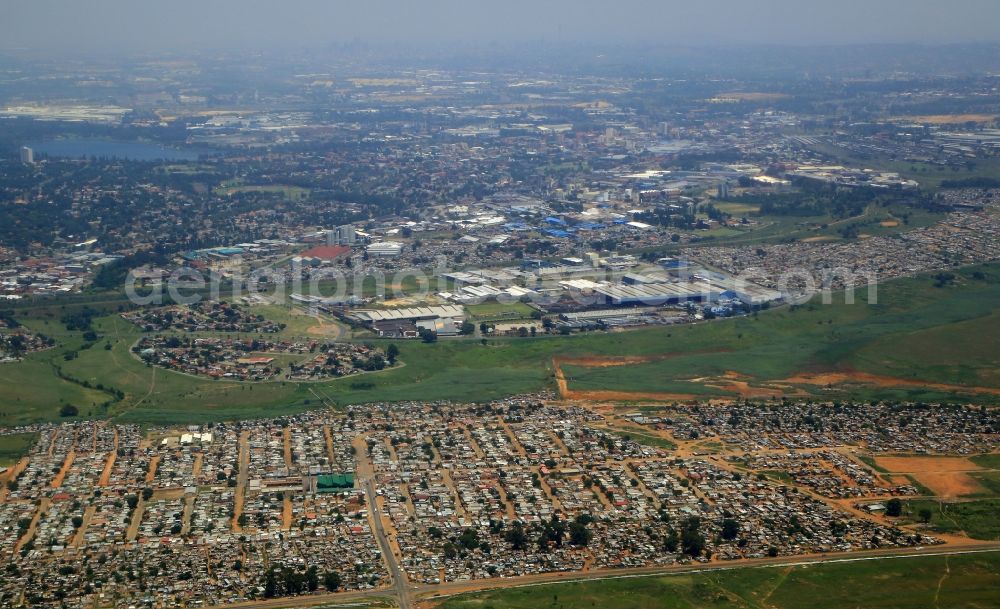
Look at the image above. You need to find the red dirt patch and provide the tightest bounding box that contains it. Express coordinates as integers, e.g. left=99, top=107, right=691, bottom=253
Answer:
left=784, top=371, right=1000, bottom=396
left=875, top=456, right=987, bottom=498
left=299, top=245, right=351, bottom=260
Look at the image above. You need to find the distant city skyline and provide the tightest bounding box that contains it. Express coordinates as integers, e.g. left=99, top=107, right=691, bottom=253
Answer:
left=3, top=0, right=1000, bottom=54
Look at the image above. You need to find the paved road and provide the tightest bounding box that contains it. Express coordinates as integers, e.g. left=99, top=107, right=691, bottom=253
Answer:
left=363, top=478, right=411, bottom=609
left=353, top=434, right=412, bottom=609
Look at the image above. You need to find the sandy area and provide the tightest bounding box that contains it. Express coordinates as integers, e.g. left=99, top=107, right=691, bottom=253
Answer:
left=875, top=456, right=987, bottom=498
left=784, top=371, right=1000, bottom=396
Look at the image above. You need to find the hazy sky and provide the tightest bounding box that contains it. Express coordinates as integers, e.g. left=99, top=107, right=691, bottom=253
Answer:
left=4, top=0, right=1000, bottom=53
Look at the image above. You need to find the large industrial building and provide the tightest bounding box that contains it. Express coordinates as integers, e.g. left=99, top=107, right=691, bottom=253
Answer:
left=594, top=281, right=719, bottom=306
left=349, top=304, right=465, bottom=338
left=348, top=304, right=465, bottom=324
left=366, top=241, right=404, bottom=257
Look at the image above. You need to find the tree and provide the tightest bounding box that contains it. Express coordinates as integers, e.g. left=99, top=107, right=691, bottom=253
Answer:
left=458, top=528, right=480, bottom=550
left=323, top=570, right=341, bottom=592
left=720, top=518, right=740, bottom=541
left=263, top=568, right=278, bottom=598
left=681, top=517, right=705, bottom=557
left=663, top=528, right=679, bottom=553
left=505, top=521, right=528, bottom=551
left=459, top=320, right=475, bottom=335
left=918, top=508, right=933, bottom=524
left=59, top=404, right=79, bottom=418
left=886, top=498, right=903, bottom=517
left=418, top=328, right=437, bottom=343
left=305, top=565, right=319, bottom=592
left=569, top=520, right=592, bottom=547
left=385, top=343, right=399, bottom=364
left=682, top=527, right=705, bottom=557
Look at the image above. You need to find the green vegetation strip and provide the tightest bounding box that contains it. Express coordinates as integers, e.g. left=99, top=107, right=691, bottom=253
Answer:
left=439, top=551, right=1000, bottom=609
left=0, top=264, right=997, bottom=424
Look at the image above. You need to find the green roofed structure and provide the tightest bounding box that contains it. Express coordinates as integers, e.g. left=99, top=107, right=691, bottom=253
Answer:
left=315, top=473, right=355, bottom=493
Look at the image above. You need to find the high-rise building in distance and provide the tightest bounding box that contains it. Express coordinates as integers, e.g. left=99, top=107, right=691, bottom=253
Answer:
left=327, top=224, right=357, bottom=246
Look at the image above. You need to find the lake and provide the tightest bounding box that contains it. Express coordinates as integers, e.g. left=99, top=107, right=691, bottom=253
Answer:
left=28, top=139, right=210, bottom=161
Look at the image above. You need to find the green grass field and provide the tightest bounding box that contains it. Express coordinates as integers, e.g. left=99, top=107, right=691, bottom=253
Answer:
left=438, top=552, right=1000, bottom=609
left=0, top=263, right=998, bottom=425
left=214, top=181, right=310, bottom=200
left=0, top=357, right=111, bottom=424
left=561, top=264, right=1000, bottom=401
left=687, top=200, right=945, bottom=252
left=901, top=499, right=1000, bottom=541
left=0, top=432, right=38, bottom=465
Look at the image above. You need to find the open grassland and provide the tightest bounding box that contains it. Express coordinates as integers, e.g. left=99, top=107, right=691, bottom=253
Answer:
left=436, top=552, right=1000, bottom=609
left=250, top=304, right=346, bottom=339
left=559, top=264, right=1000, bottom=402
left=901, top=498, right=1000, bottom=541
left=0, top=432, right=38, bottom=466
left=804, top=141, right=1000, bottom=190
left=0, top=264, right=998, bottom=424
left=854, top=310, right=1000, bottom=387
left=0, top=347, right=113, bottom=425
left=214, top=181, right=310, bottom=200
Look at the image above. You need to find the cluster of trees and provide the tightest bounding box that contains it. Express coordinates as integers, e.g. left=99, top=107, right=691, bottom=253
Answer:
left=261, top=564, right=341, bottom=598
left=660, top=515, right=707, bottom=558
left=0, top=310, right=20, bottom=329
left=491, top=514, right=594, bottom=553
left=61, top=307, right=100, bottom=332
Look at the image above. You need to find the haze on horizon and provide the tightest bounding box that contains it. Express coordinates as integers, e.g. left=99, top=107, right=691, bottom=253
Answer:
left=3, top=0, right=1000, bottom=55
